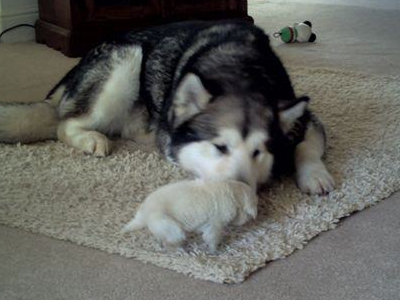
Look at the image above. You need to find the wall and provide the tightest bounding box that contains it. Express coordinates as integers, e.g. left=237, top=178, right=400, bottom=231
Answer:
left=0, top=0, right=38, bottom=42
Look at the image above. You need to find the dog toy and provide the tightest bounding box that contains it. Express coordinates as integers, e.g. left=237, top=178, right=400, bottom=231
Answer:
left=274, top=21, right=316, bottom=43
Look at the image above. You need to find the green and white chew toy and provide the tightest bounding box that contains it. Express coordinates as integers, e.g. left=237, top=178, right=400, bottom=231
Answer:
left=274, top=20, right=317, bottom=43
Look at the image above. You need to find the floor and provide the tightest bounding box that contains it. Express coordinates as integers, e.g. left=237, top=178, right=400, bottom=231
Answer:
left=1, top=1, right=399, bottom=299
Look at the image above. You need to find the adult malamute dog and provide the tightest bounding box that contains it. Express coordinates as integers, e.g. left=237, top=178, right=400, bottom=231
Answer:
left=0, top=21, right=334, bottom=194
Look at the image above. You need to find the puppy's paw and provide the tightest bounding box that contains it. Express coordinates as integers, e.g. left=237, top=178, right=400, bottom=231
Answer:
left=297, top=162, right=335, bottom=195
left=79, top=131, right=111, bottom=157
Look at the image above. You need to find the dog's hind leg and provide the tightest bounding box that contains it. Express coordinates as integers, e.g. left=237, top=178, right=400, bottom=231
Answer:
left=147, top=213, right=186, bottom=249
left=295, top=120, right=335, bottom=195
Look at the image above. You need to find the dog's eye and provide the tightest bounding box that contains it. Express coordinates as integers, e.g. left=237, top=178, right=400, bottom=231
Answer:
left=214, top=144, right=229, bottom=154
left=252, top=149, right=260, bottom=158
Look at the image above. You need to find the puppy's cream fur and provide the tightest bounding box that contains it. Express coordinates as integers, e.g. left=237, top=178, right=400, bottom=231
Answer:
left=122, top=179, right=258, bottom=252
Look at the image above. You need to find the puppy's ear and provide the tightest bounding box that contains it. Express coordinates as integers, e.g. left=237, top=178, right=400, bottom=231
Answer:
left=172, top=73, right=212, bottom=127
left=278, top=96, right=310, bottom=133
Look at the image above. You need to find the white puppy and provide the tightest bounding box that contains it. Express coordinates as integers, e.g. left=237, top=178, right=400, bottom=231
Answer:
left=122, top=179, right=258, bottom=252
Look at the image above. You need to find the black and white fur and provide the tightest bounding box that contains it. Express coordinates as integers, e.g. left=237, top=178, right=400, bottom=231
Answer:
left=0, top=21, right=334, bottom=194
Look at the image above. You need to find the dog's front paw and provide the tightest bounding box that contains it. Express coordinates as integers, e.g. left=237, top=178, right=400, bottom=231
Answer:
left=80, top=131, right=111, bottom=157
left=297, top=162, right=335, bottom=195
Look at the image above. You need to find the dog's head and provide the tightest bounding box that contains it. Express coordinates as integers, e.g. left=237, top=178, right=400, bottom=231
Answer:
left=167, top=73, right=309, bottom=190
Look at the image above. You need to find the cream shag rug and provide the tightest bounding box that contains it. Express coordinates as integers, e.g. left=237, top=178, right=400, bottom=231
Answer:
left=0, top=67, right=399, bottom=283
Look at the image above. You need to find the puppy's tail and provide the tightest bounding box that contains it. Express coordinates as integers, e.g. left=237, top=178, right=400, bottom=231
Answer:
left=0, top=86, right=64, bottom=143
left=147, top=213, right=186, bottom=245
left=122, top=211, right=146, bottom=233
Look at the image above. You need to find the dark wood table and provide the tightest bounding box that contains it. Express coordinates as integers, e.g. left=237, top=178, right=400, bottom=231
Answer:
left=35, top=0, right=252, bottom=57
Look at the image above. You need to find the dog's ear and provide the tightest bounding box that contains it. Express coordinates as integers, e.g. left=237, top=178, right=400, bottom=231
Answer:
left=172, top=73, right=212, bottom=127
left=278, top=96, right=310, bottom=133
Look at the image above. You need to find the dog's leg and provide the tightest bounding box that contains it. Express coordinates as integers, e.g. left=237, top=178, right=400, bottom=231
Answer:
left=57, top=117, right=111, bottom=157
left=295, top=121, right=335, bottom=195
left=202, top=223, right=223, bottom=253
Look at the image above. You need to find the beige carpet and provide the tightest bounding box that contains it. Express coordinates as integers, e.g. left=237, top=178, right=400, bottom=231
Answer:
left=0, top=66, right=399, bottom=283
